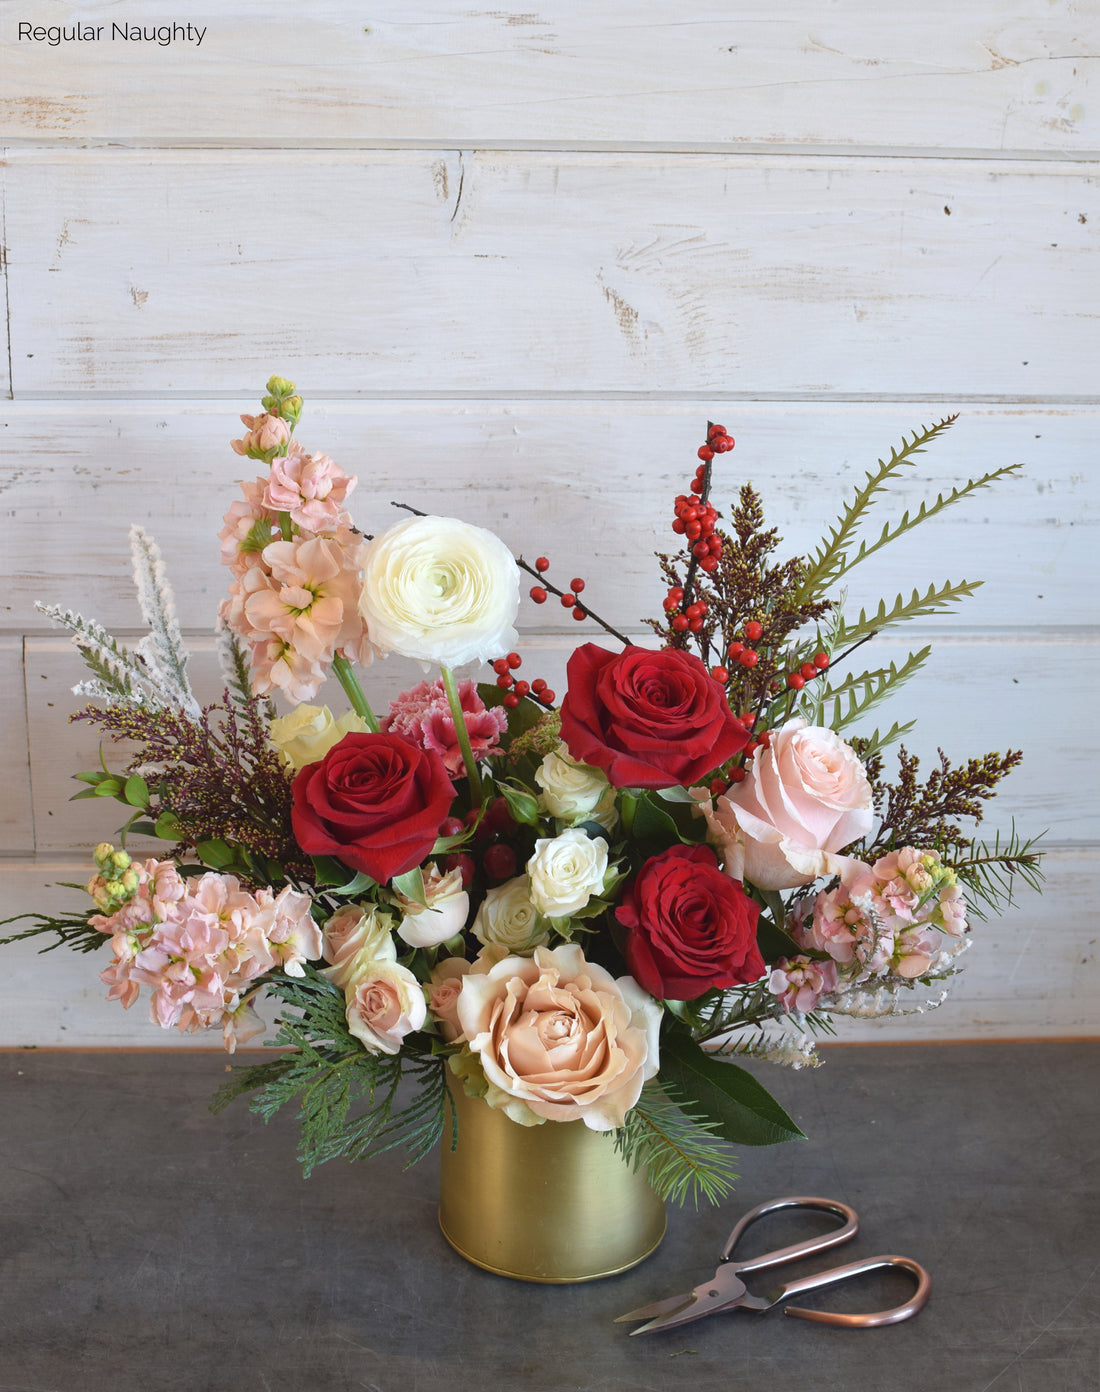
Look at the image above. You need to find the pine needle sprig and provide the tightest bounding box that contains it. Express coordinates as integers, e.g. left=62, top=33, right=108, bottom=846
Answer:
left=611, top=1081, right=739, bottom=1207
left=952, top=824, right=1046, bottom=918
left=795, top=417, right=958, bottom=605
left=213, top=970, right=449, bottom=1177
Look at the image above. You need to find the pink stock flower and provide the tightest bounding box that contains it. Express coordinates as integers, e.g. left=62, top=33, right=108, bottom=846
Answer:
left=263, top=447, right=356, bottom=534
left=768, top=955, right=839, bottom=1013
left=92, top=863, right=323, bottom=1047
left=382, top=678, right=506, bottom=777
left=230, top=413, right=292, bottom=458
left=219, top=478, right=279, bottom=578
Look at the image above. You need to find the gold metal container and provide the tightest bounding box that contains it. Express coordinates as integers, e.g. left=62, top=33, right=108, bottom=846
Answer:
left=438, top=1076, right=666, bottom=1283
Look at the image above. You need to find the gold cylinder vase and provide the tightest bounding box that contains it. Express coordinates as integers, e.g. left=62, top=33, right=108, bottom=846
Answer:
left=438, top=1076, right=666, bottom=1283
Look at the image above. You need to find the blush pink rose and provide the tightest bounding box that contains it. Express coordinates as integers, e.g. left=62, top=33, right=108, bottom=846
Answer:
left=702, top=719, right=873, bottom=891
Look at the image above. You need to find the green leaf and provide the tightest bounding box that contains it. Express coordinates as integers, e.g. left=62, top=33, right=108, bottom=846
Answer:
left=497, top=781, right=540, bottom=826
left=155, top=810, right=182, bottom=840
left=310, top=856, right=376, bottom=895
left=631, top=793, right=680, bottom=851
left=391, top=867, right=428, bottom=909
left=74, top=770, right=105, bottom=786
left=92, top=778, right=123, bottom=798
left=195, top=838, right=237, bottom=870
left=754, top=889, right=803, bottom=963
left=123, top=775, right=150, bottom=808
left=660, top=1032, right=804, bottom=1147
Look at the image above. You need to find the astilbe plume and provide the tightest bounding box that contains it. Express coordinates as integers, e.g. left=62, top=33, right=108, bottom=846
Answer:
left=75, top=692, right=308, bottom=878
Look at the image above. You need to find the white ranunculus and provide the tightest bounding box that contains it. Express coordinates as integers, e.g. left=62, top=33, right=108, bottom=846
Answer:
left=269, top=704, right=369, bottom=771
left=392, top=864, right=470, bottom=948
left=526, top=827, right=609, bottom=918
left=535, top=743, right=619, bottom=832
left=471, top=874, right=550, bottom=953
left=358, top=515, right=519, bottom=669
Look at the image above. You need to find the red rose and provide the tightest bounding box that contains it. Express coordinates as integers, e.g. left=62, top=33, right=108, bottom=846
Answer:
left=292, top=732, right=455, bottom=885
left=615, top=843, right=764, bottom=1001
left=559, top=643, right=748, bottom=790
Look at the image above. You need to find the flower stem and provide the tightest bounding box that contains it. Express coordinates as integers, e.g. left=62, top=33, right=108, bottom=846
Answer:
left=278, top=510, right=294, bottom=543
left=440, top=665, right=485, bottom=806
left=331, top=654, right=380, bottom=732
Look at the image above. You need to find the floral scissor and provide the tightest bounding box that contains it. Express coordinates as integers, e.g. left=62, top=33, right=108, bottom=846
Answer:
left=615, top=1196, right=931, bottom=1335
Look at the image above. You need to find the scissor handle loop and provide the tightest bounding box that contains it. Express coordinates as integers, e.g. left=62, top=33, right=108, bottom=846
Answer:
left=781, top=1254, right=932, bottom=1327
left=720, top=1196, right=859, bottom=1274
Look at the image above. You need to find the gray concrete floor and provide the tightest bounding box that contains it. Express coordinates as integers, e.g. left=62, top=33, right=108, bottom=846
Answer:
left=1, top=1042, right=1097, bottom=1391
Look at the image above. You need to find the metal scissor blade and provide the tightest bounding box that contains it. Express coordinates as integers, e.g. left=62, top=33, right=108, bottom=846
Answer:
left=614, top=1291, right=699, bottom=1326
left=617, top=1271, right=750, bottom=1335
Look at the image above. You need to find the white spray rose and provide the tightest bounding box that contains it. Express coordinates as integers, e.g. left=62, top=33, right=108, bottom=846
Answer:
left=526, top=827, right=609, bottom=918
left=358, top=515, right=520, bottom=669
left=534, top=744, right=619, bottom=832
left=345, top=959, right=428, bottom=1055
left=471, top=874, right=550, bottom=953
left=269, top=704, right=369, bottom=771
left=392, top=864, right=470, bottom=948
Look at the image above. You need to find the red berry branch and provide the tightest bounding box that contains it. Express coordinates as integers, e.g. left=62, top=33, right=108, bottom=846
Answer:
left=519, top=555, right=632, bottom=646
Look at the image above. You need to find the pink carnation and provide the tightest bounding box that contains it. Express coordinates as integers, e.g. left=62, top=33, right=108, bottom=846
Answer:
left=382, top=678, right=506, bottom=777
left=263, top=447, right=355, bottom=535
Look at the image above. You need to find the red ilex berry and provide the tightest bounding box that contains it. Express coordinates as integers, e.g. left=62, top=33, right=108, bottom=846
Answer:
left=503, top=693, right=520, bottom=709
left=671, top=517, right=687, bottom=535
left=814, top=651, right=830, bottom=669
left=739, top=648, right=759, bottom=668
left=709, top=423, right=727, bottom=439
left=710, top=665, right=729, bottom=683
left=728, top=766, right=747, bottom=784
left=713, top=435, right=735, bottom=453
left=561, top=592, right=576, bottom=608
left=744, top=620, right=763, bottom=641
left=439, top=816, right=465, bottom=839
left=535, top=557, right=550, bottom=572
left=728, top=641, right=744, bottom=658
left=507, top=651, right=522, bottom=668
left=529, top=586, right=547, bottom=603
left=484, top=843, right=517, bottom=880
left=669, top=587, right=684, bottom=602
left=801, top=662, right=818, bottom=681
left=758, top=730, right=771, bottom=748
left=572, top=606, right=587, bottom=621
left=787, top=672, right=805, bottom=690
left=740, top=711, right=756, bottom=725
left=663, top=595, right=679, bottom=613
left=709, top=777, right=727, bottom=796
left=744, top=740, right=760, bottom=757
left=672, top=614, right=689, bottom=633
left=532, top=678, right=547, bottom=693
left=698, top=445, right=714, bottom=462
left=540, top=688, right=556, bottom=704
left=493, top=658, right=510, bottom=675
left=689, top=617, right=704, bottom=632
left=700, top=557, right=719, bottom=572
left=513, top=680, right=530, bottom=697
left=570, top=578, right=585, bottom=593
left=687, top=601, right=707, bottom=618
left=496, top=674, right=513, bottom=690
left=692, top=540, right=710, bottom=559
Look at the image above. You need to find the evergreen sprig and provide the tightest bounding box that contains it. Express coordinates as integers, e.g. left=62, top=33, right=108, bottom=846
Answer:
left=212, top=970, right=449, bottom=1177
left=611, top=1081, right=740, bottom=1207
left=824, top=647, right=933, bottom=733
left=0, top=911, right=104, bottom=955
left=952, top=825, right=1046, bottom=918
left=795, top=417, right=959, bottom=604
left=831, top=579, right=983, bottom=650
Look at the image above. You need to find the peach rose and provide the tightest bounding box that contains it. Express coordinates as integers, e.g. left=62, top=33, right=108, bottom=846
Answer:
left=345, top=959, right=427, bottom=1055
left=701, top=718, right=873, bottom=891
left=455, top=943, right=661, bottom=1131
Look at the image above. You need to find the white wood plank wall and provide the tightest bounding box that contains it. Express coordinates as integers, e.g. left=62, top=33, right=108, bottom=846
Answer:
left=1, top=1, right=1095, bottom=1047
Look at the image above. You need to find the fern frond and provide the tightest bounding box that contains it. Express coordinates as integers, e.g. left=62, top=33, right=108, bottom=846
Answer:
left=796, top=417, right=957, bottom=604
left=612, top=1081, right=739, bottom=1208
left=129, top=526, right=200, bottom=717
left=832, top=579, right=982, bottom=649
left=832, top=465, right=1023, bottom=584
left=826, top=647, right=932, bottom=732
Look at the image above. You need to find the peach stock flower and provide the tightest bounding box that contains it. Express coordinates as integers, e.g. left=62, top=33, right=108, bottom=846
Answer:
left=263, top=447, right=356, bottom=534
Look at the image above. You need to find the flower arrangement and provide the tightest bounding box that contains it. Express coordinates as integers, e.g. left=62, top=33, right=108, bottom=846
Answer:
left=5, top=379, right=1044, bottom=1204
